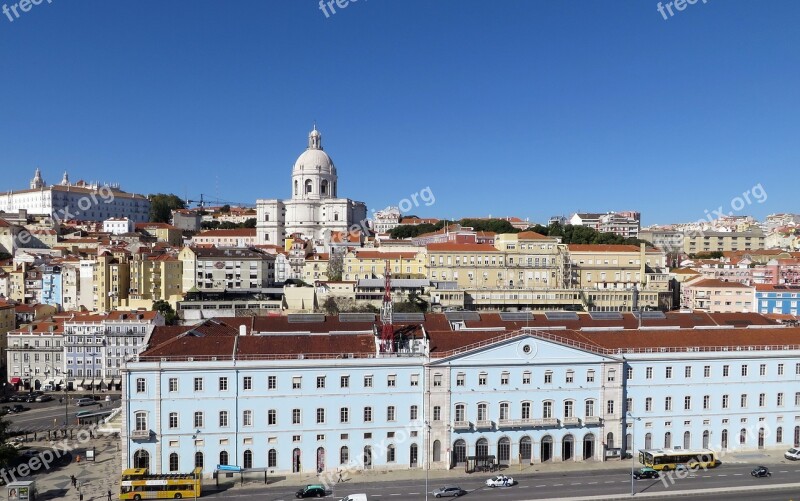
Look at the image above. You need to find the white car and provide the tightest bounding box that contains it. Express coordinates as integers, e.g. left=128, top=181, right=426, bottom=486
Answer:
left=785, top=447, right=800, bottom=460
left=485, top=475, right=515, bottom=487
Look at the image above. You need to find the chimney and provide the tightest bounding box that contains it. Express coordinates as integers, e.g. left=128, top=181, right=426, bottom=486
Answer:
left=239, top=324, right=247, bottom=337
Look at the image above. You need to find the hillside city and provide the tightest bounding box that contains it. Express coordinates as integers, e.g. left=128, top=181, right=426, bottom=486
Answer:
left=0, top=126, right=799, bottom=500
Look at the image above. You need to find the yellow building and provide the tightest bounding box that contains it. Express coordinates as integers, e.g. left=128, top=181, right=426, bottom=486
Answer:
left=136, top=222, right=184, bottom=246
left=426, top=232, right=567, bottom=290
left=567, top=244, right=666, bottom=289
left=94, top=251, right=130, bottom=312
left=343, top=250, right=427, bottom=281
left=302, top=253, right=330, bottom=283
left=128, top=253, right=184, bottom=310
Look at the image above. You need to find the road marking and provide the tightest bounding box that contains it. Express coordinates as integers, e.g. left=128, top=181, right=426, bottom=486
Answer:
left=553, top=483, right=563, bottom=486
left=733, top=473, right=743, bottom=476
left=390, top=494, right=402, bottom=496
left=604, top=480, right=615, bottom=483
left=718, top=474, right=727, bottom=477
left=536, top=484, right=547, bottom=487
left=570, top=482, right=582, bottom=485
left=588, top=481, right=598, bottom=484
left=408, top=493, right=419, bottom=495
left=779, top=470, right=788, bottom=473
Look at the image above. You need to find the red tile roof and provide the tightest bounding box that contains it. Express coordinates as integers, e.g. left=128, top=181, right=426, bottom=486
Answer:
left=568, top=244, right=642, bottom=252
left=687, top=278, right=753, bottom=289
left=195, top=229, right=257, bottom=237
left=426, top=243, right=496, bottom=252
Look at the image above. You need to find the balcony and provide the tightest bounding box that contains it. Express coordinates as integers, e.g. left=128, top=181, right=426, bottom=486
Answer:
left=475, top=420, right=494, bottom=429
left=532, top=418, right=559, bottom=427
left=453, top=421, right=471, bottom=431
left=497, top=418, right=535, bottom=429
left=562, top=417, right=581, bottom=426
left=130, top=429, right=152, bottom=440
left=583, top=416, right=602, bottom=425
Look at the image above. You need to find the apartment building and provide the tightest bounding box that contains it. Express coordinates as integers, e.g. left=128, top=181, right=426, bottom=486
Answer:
left=682, top=278, right=755, bottom=313
left=179, top=247, right=276, bottom=292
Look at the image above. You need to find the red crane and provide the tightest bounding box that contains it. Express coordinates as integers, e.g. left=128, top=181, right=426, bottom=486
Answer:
left=380, top=259, right=394, bottom=353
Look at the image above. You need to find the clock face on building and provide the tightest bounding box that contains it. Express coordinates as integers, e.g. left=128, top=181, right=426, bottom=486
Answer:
left=214, top=261, right=224, bottom=269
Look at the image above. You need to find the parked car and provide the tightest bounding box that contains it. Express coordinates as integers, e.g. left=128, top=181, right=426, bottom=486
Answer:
left=35, top=394, right=53, bottom=402
left=104, top=395, right=113, bottom=402
left=431, top=486, right=467, bottom=498
left=784, top=448, right=800, bottom=460
left=632, top=467, right=660, bottom=480
left=19, top=449, right=40, bottom=460
left=485, top=474, right=515, bottom=487
left=295, top=484, right=328, bottom=498
left=5, top=438, right=24, bottom=449
left=10, top=404, right=26, bottom=413
left=751, top=466, right=771, bottom=477
left=75, top=398, right=96, bottom=407
left=42, top=384, right=55, bottom=391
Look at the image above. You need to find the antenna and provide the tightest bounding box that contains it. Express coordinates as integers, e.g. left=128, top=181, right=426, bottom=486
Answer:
left=379, top=259, right=394, bottom=353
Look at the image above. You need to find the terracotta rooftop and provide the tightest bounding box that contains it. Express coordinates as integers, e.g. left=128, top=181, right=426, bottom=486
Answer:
left=687, top=278, right=754, bottom=288
left=195, top=229, right=257, bottom=238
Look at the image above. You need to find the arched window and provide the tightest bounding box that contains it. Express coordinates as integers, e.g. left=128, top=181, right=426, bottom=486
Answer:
left=564, top=400, right=574, bottom=418
left=543, top=401, right=553, bottom=419
left=410, top=443, right=418, bottom=467
left=133, top=450, right=150, bottom=469
left=305, top=180, right=313, bottom=194
left=265, top=213, right=269, bottom=222
left=702, top=430, right=710, bottom=449
left=294, top=180, right=298, bottom=196
left=334, top=213, right=339, bottom=221
left=321, top=180, right=328, bottom=195
left=644, top=433, right=652, bottom=449
left=387, top=444, right=396, bottom=463
left=606, top=432, right=614, bottom=449
left=476, top=438, right=489, bottom=457
left=683, top=431, right=691, bottom=449
left=777, top=427, right=783, bottom=444
left=268, top=449, right=277, bottom=468
left=194, top=451, right=204, bottom=469
left=134, top=411, right=147, bottom=432
left=721, top=429, right=728, bottom=449
left=740, top=428, right=747, bottom=445
left=219, top=450, right=229, bottom=466
left=664, top=432, right=672, bottom=449
left=243, top=450, right=253, bottom=469
left=454, top=404, right=466, bottom=423
left=340, top=446, right=349, bottom=465
left=519, top=436, right=532, bottom=462
left=169, top=452, right=179, bottom=472
left=432, top=440, right=441, bottom=462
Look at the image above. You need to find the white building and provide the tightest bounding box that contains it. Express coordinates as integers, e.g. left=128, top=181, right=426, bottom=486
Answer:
left=0, top=169, right=150, bottom=223
left=104, top=217, right=135, bottom=235
left=256, top=127, right=368, bottom=247
left=372, top=206, right=402, bottom=234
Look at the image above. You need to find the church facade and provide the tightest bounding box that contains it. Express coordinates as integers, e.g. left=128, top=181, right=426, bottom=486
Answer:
left=256, top=127, right=368, bottom=246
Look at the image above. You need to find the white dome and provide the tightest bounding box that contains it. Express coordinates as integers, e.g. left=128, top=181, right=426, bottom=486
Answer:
left=293, top=148, right=336, bottom=175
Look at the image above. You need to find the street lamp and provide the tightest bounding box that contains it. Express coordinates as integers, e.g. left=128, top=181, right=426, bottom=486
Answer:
left=43, top=366, right=68, bottom=428
left=424, top=420, right=431, bottom=501
left=192, top=430, right=200, bottom=501
left=627, top=411, right=640, bottom=497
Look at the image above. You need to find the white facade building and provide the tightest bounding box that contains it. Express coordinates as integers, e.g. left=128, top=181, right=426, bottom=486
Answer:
left=103, top=217, right=135, bottom=235
left=256, top=127, right=368, bottom=247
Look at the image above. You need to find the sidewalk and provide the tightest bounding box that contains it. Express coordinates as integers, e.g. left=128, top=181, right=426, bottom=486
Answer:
left=19, top=433, right=121, bottom=501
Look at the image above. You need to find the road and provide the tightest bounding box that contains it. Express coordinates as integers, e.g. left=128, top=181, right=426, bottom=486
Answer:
left=3, top=396, right=121, bottom=431
left=203, top=462, right=800, bottom=500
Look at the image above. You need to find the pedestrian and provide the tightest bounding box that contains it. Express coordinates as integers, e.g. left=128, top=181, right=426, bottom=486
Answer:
left=337, top=470, right=343, bottom=483
left=71, top=474, right=77, bottom=488
left=107, top=489, right=112, bottom=501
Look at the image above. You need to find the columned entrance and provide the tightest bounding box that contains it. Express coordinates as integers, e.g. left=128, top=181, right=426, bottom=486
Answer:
left=540, top=436, right=553, bottom=463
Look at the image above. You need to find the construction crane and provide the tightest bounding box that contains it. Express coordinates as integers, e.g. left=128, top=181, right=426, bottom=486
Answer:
left=185, top=194, right=254, bottom=210
left=379, top=259, right=394, bottom=353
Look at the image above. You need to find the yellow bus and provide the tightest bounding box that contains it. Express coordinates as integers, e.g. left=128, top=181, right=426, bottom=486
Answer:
left=638, top=448, right=718, bottom=471
left=120, top=467, right=202, bottom=500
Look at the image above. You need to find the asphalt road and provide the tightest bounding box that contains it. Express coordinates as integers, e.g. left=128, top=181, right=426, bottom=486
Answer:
left=203, top=462, right=800, bottom=500
left=3, top=396, right=121, bottom=431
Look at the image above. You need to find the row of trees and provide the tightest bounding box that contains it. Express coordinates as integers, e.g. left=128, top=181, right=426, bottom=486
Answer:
left=200, top=218, right=257, bottom=230
left=389, top=218, right=649, bottom=246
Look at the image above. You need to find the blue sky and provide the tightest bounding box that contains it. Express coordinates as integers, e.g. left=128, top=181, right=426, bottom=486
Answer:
left=0, top=0, right=797, bottom=226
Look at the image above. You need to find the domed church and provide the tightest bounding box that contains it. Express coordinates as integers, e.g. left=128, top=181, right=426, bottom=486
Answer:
left=256, top=126, right=368, bottom=246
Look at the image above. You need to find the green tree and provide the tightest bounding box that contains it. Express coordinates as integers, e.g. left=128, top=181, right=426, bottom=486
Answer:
left=322, top=296, right=340, bottom=315
left=220, top=204, right=231, bottom=213
left=153, top=300, right=178, bottom=325
left=243, top=218, right=257, bottom=228
left=0, top=417, right=17, bottom=468
left=327, top=253, right=344, bottom=282
left=148, top=194, right=186, bottom=223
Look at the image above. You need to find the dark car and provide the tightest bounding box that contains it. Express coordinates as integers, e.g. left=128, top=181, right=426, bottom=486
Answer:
left=0, top=406, right=10, bottom=416
left=24, top=394, right=38, bottom=403
left=296, top=484, right=327, bottom=498
left=10, top=404, right=25, bottom=413
left=431, top=486, right=467, bottom=498
left=35, top=394, right=53, bottom=402
left=632, top=467, right=660, bottom=480
left=751, top=466, right=771, bottom=477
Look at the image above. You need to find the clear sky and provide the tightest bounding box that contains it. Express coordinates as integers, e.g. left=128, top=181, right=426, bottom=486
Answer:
left=0, top=0, right=797, bottom=226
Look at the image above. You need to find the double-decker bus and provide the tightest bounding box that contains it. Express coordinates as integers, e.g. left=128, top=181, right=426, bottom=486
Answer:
left=638, top=448, right=719, bottom=471
left=120, top=467, right=202, bottom=500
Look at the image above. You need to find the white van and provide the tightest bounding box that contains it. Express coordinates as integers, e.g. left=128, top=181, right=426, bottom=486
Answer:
left=75, top=397, right=96, bottom=406
left=338, top=495, right=368, bottom=501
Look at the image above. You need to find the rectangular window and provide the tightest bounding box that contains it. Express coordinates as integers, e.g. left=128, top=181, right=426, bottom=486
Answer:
left=778, top=364, right=785, bottom=376
left=433, top=406, right=441, bottom=421
left=316, top=408, right=325, bottom=424
left=193, top=411, right=203, bottom=428
left=169, top=412, right=178, bottom=429
left=795, top=392, right=800, bottom=406
left=168, top=378, right=178, bottom=392
left=243, top=376, right=252, bottom=390
left=410, top=405, right=418, bottom=420
left=587, top=370, right=595, bottom=383
left=684, top=396, right=691, bottom=410
left=243, top=410, right=253, bottom=427
left=703, top=395, right=710, bottom=410
left=626, top=367, right=633, bottom=380
left=741, top=365, right=748, bottom=377
left=665, top=397, right=672, bottom=411
left=387, top=406, right=396, bottom=421
left=566, top=371, right=574, bottom=383
left=740, top=394, right=748, bottom=408
left=545, top=372, right=553, bottom=384
left=364, top=407, right=373, bottom=422
left=723, top=365, right=730, bottom=377
left=317, top=376, right=326, bottom=389
left=219, top=411, right=229, bottom=427
left=340, top=375, right=350, bottom=388
left=456, top=373, right=465, bottom=387
left=501, top=372, right=510, bottom=385
left=292, top=376, right=302, bottom=389
left=364, top=375, right=373, bottom=388
left=759, top=393, right=766, bottom=407
left=646, top=367, right=653, bottom=379
left=194, top=377, right=203, bottom=392
left=703, top=366, right=711, bottom=378
left=479, top=373, right=488, bottom=385
left=136, top=378, right=146, bottom=393
left=645, top=397, right=652, bottom=412
left=722, top=394, right=729, bottom=409
left=268, top=375, right=277, bottom=390
left=340, top=407, right=349, bottom=423
left=292, top=409, right=301, bottom=425
left=665, top=367, right=672, bottom=379
left=759, top=364, right=766, bottom=376
left=684, top=366, right=692, bottom=378
left=777, top=393, right=784, bottom=406
left=387, top=375, right=396, bottom=387
left=410, top=374, right=419, bottom=387
left=218, top=377, right=228, bottom=391
left=606, top=400, right=615, bottom=415
left=268, top=409, right=277, bottom=426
